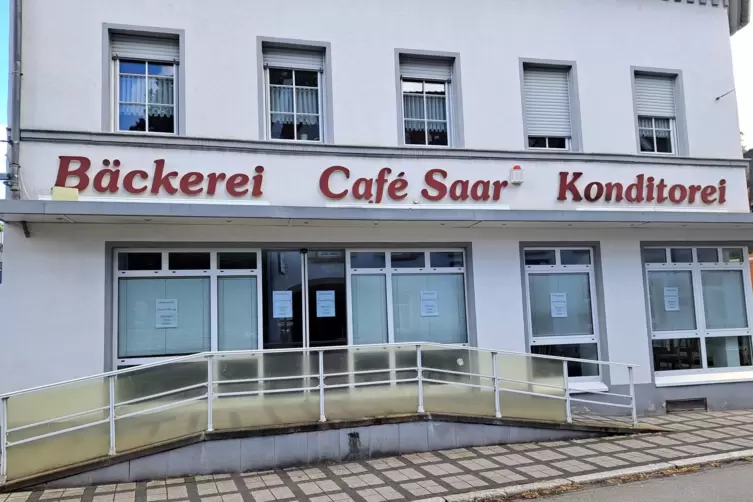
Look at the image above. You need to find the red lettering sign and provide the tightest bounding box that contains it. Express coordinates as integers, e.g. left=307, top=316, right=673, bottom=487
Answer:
left=557, top=172, right=727, bottom=205
left=55, top=156, right=265, bottom=198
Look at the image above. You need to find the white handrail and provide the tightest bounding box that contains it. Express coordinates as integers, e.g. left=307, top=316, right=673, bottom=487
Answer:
left=0, top=342, right=639, bottom=399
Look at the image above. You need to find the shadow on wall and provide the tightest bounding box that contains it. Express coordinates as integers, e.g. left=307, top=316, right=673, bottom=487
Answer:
left=745, top=148, right=753, bottom=211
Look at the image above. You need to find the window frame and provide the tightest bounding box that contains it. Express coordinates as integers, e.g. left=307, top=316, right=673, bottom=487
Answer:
left=104, top=26, right=184, bottom=135
left=113, top=248, right=263, bottom=366
left=400, top=78, right=451, bottom=147
left=527, top=137, right=571, bottom=151
left=643, top=246, right=753, bottom=377
left=346, top=249, right=470, bottom=346
left=637, top=116, right=677, bottom=155
left=114, top=59, right=177, bottom=135
left=263, top=66, right=324, bottom=143
left=519, top=59, right=582, bottom=152
left=523, top=247, right=601, bottom=382
left=631, top=67, right=688, bottom=157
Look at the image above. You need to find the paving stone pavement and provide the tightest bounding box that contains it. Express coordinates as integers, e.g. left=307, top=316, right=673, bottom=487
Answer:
left=4, top=410, right=753, bottom=502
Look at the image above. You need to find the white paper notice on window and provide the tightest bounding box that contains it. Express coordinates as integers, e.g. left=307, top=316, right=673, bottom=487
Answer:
left=316, top=290, right=336, bottom=318
left=663, top=287, right=680, bottom=312
left=273, top=290, right=293, bottom=319
left=420, top=291, right=439, bottom=317
left=156, top=299, right=178, bottom=328
left=550, top=293, right=568, bottom=318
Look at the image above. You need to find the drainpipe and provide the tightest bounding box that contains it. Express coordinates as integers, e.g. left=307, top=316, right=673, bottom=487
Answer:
left=5, top=0, right=22, bottom=199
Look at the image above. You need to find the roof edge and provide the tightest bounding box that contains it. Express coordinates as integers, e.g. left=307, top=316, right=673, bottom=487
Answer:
left=731, top=0, right=750, bottom=35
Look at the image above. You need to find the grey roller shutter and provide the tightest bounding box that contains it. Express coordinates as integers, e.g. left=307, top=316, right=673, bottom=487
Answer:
left=110, top=33, right=179, bottom=62
left=635, top=74, right=676, bottom=117
left=524, top=67, right=572, bottom=137
left=263, top=47, right=324, bottom=71
left=400, top=55, right=453, bottom=82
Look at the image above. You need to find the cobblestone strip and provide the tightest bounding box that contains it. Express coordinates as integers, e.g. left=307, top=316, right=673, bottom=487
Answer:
left=7, top=411, right=753, bottom=501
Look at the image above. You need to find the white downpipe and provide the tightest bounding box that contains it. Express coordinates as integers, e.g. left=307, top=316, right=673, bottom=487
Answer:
left=492, top=352, right=501, bottom=418
left=629, top=366, right=637, bottom=426
left=108, top=375, right=116, bottom=455
left=207, top=356, right=214, bottom=432
left=1, top=396, right=8, bottom=483
left=319, top=350, right=326, bottom=422
left=563, top=360, right=572, bottom=424
left=417, top=345, right=425, bottom=414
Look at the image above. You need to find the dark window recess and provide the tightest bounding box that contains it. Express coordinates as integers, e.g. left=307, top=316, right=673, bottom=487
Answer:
left=168, top=252, right=210, bottom=270
left=531, top=344, right=599, bottom=377
left=697, top=248, right=719, bottom=263
left=560, top=250, right=591, bottom=266
left=118, top=252, right=162, bottom=271
left=670, top=248, right=693, bottom=263
left=391, top=252, right=425, bottom=268
left=218, top=252, right=258, bottom=270
left=524, top=250, right=556, bottom=266
left=652, top=338, right=702, bottom=371
left=642, top=249, right=667, bottom=264
left=430, top=251, right=464, bottom=268
left=666, top=398, right=707, bottom=414
left=350, top=252, right=386, bottom=269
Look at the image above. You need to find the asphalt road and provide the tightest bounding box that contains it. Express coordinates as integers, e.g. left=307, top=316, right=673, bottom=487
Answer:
left=532, top=463, right=753, bottom=501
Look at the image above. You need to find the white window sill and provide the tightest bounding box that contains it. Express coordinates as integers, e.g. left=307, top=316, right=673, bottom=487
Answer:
left=569, top=381, right=609, bottom=393
left=655, top=370, right=753, bottom=388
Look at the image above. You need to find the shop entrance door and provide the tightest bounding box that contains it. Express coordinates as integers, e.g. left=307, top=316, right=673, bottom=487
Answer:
left=261, top=249, right=347, bottom=350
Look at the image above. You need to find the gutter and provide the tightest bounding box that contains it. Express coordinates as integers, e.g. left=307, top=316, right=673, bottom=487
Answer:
left=5, top=0, right=21, bottom=199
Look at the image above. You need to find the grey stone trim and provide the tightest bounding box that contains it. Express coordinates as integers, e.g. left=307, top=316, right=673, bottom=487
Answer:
left=518, top=58, right=584, bottom=152
left=18, top=129, right=749, bottom=167
left=255, top=37, right=335, bottom=143
left=631, top=66, right=689, bottom=157
left=101, top=24, right=186, bottom=135
left=394, top=48, right=465, bottom=148
left=4, top=199, right=753, bottom=225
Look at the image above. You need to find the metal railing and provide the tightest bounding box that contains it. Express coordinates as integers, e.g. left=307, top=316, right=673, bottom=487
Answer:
left=0, top=343, right=638, bottom=484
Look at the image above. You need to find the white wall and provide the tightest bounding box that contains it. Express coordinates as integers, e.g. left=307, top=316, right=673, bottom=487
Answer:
left=2, top=221, right=752, bottom=393
left=19, top=0, right=741, bottom=158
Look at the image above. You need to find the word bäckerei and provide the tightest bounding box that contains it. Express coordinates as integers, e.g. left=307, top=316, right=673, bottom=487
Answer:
left=557, top=172, right=727, bottom=205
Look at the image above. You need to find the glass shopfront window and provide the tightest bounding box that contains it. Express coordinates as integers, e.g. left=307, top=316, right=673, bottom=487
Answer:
left=644, top=246, right=753, bottom=375
left=115, top=247, right=470, bottom=365
left=348, top=249, right=469, bottom=345
left=523, top=247, right=600, bottom=379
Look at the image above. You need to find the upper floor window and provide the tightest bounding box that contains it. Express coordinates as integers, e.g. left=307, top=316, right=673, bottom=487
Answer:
left=523, top=65, right=573, bottom=151
left=263, top=45, right=324, bottom=142
left=635, top=73, right=677, bottom=155
left=110, top=33, right=179, bottom=134
left=399, top=55, right=455, bottom=147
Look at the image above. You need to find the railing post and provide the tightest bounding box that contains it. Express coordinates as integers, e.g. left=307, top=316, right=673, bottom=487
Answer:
left=563, top=360, right=572, bottom=424
left=628, top=366, right=637, bottom=426
left=492, top=352, right=501, bottom=418
left=108, top=375, right=116, bottom=455
left=1, top=396, right=8, bottom=484
left=319, top=350, right=326, bottom=422
left=207, top=355, right=214, bottom=432
left=417, top=345, right=425, bottom=414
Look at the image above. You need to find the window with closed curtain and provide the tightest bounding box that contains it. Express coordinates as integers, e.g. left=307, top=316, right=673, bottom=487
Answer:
left=523, top=66, right=571, bottom=150
left=263, top=46, right=324, bottom=142
left=635, top=74, right=677, bottom=154
left=399, top=55, right=453, bottom=146
left=111, top=33, right=179, bottom=134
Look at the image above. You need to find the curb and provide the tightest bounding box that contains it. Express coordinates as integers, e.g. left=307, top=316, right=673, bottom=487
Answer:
left=437, top=448, right=753, bottom=502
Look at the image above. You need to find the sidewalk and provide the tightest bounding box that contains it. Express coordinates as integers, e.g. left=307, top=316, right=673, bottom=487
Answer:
left=3, top=410, right=753, bottom=502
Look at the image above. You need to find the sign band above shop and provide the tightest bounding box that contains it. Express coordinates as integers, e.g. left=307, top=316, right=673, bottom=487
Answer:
left=54, top=155, right=729, bottom=207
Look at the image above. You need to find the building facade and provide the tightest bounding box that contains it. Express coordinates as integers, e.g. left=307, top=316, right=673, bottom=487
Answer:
left=0, top=0, right=751, bottom=414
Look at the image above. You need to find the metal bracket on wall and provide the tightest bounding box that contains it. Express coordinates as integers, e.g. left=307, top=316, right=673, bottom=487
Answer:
left=20, top=221, right=30, bottom=238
